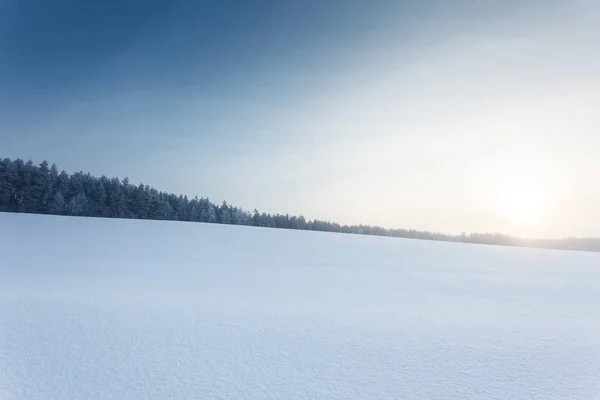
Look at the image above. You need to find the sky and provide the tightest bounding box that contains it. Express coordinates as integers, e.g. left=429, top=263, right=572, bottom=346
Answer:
left=1, top=0, right=599, bottom=239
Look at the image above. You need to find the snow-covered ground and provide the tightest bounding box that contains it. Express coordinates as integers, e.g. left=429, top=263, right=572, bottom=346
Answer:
left=1, top=212, right=599, bottom=399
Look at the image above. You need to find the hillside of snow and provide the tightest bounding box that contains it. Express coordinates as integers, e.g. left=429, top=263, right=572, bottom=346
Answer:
left=1, top=212, right=599, bottom=399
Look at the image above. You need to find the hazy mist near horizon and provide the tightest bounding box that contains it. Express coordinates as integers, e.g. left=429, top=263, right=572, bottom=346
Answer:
left=1, top=0, right=599, bottom=238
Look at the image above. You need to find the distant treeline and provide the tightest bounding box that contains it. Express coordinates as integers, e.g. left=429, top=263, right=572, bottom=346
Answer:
left=1, top=157, right=599, bottom=252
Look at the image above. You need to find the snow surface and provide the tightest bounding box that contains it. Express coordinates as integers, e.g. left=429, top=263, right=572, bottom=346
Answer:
left=1, top=212, right=600, bottom=399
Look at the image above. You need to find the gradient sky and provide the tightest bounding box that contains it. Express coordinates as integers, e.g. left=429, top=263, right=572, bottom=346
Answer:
left=2, top=0, right=599, bottom=238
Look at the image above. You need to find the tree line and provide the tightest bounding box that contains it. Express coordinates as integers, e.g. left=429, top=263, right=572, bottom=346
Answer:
left=1, top=157, right=599, bottom=252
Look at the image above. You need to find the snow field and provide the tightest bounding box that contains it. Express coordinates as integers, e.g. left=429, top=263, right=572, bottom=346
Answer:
left=1, top=213, right=599, bottom=399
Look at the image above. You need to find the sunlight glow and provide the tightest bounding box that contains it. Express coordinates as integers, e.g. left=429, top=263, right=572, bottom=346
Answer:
left=497, top=178, right=551, bottom=223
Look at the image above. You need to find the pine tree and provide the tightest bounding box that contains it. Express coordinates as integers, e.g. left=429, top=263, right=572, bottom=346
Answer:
left=67, top=192, right=89, bottom=216
left=219, top=201, right=232, bottom=224
left=188, top=197, right=201, bottom=222
left=31, top=161, right=51, bottom=213
left=205, top=203, right=217, bottom=223
left=0, top=159, right=17, bottom=210
left=52, top=191, right=65, bottom=214
left=92, top=180, right=108, bottom=217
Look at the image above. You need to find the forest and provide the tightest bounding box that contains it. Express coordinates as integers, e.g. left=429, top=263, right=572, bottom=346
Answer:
left=1, top=157, right=599, bottom=252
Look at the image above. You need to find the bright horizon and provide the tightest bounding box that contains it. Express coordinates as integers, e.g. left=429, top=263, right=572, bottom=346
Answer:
left=2, top=0, right=599, bottom=239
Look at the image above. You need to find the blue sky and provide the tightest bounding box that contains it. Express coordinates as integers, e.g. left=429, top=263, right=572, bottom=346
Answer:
left=2, top=0, right=599, bottom=238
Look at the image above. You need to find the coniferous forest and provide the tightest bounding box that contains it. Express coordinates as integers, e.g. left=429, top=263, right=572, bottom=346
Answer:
left=1, top=157, right=599, bottom=252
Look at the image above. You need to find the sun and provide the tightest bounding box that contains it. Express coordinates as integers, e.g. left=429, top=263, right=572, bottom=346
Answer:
left=497, top=179, right=550, bottom=223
